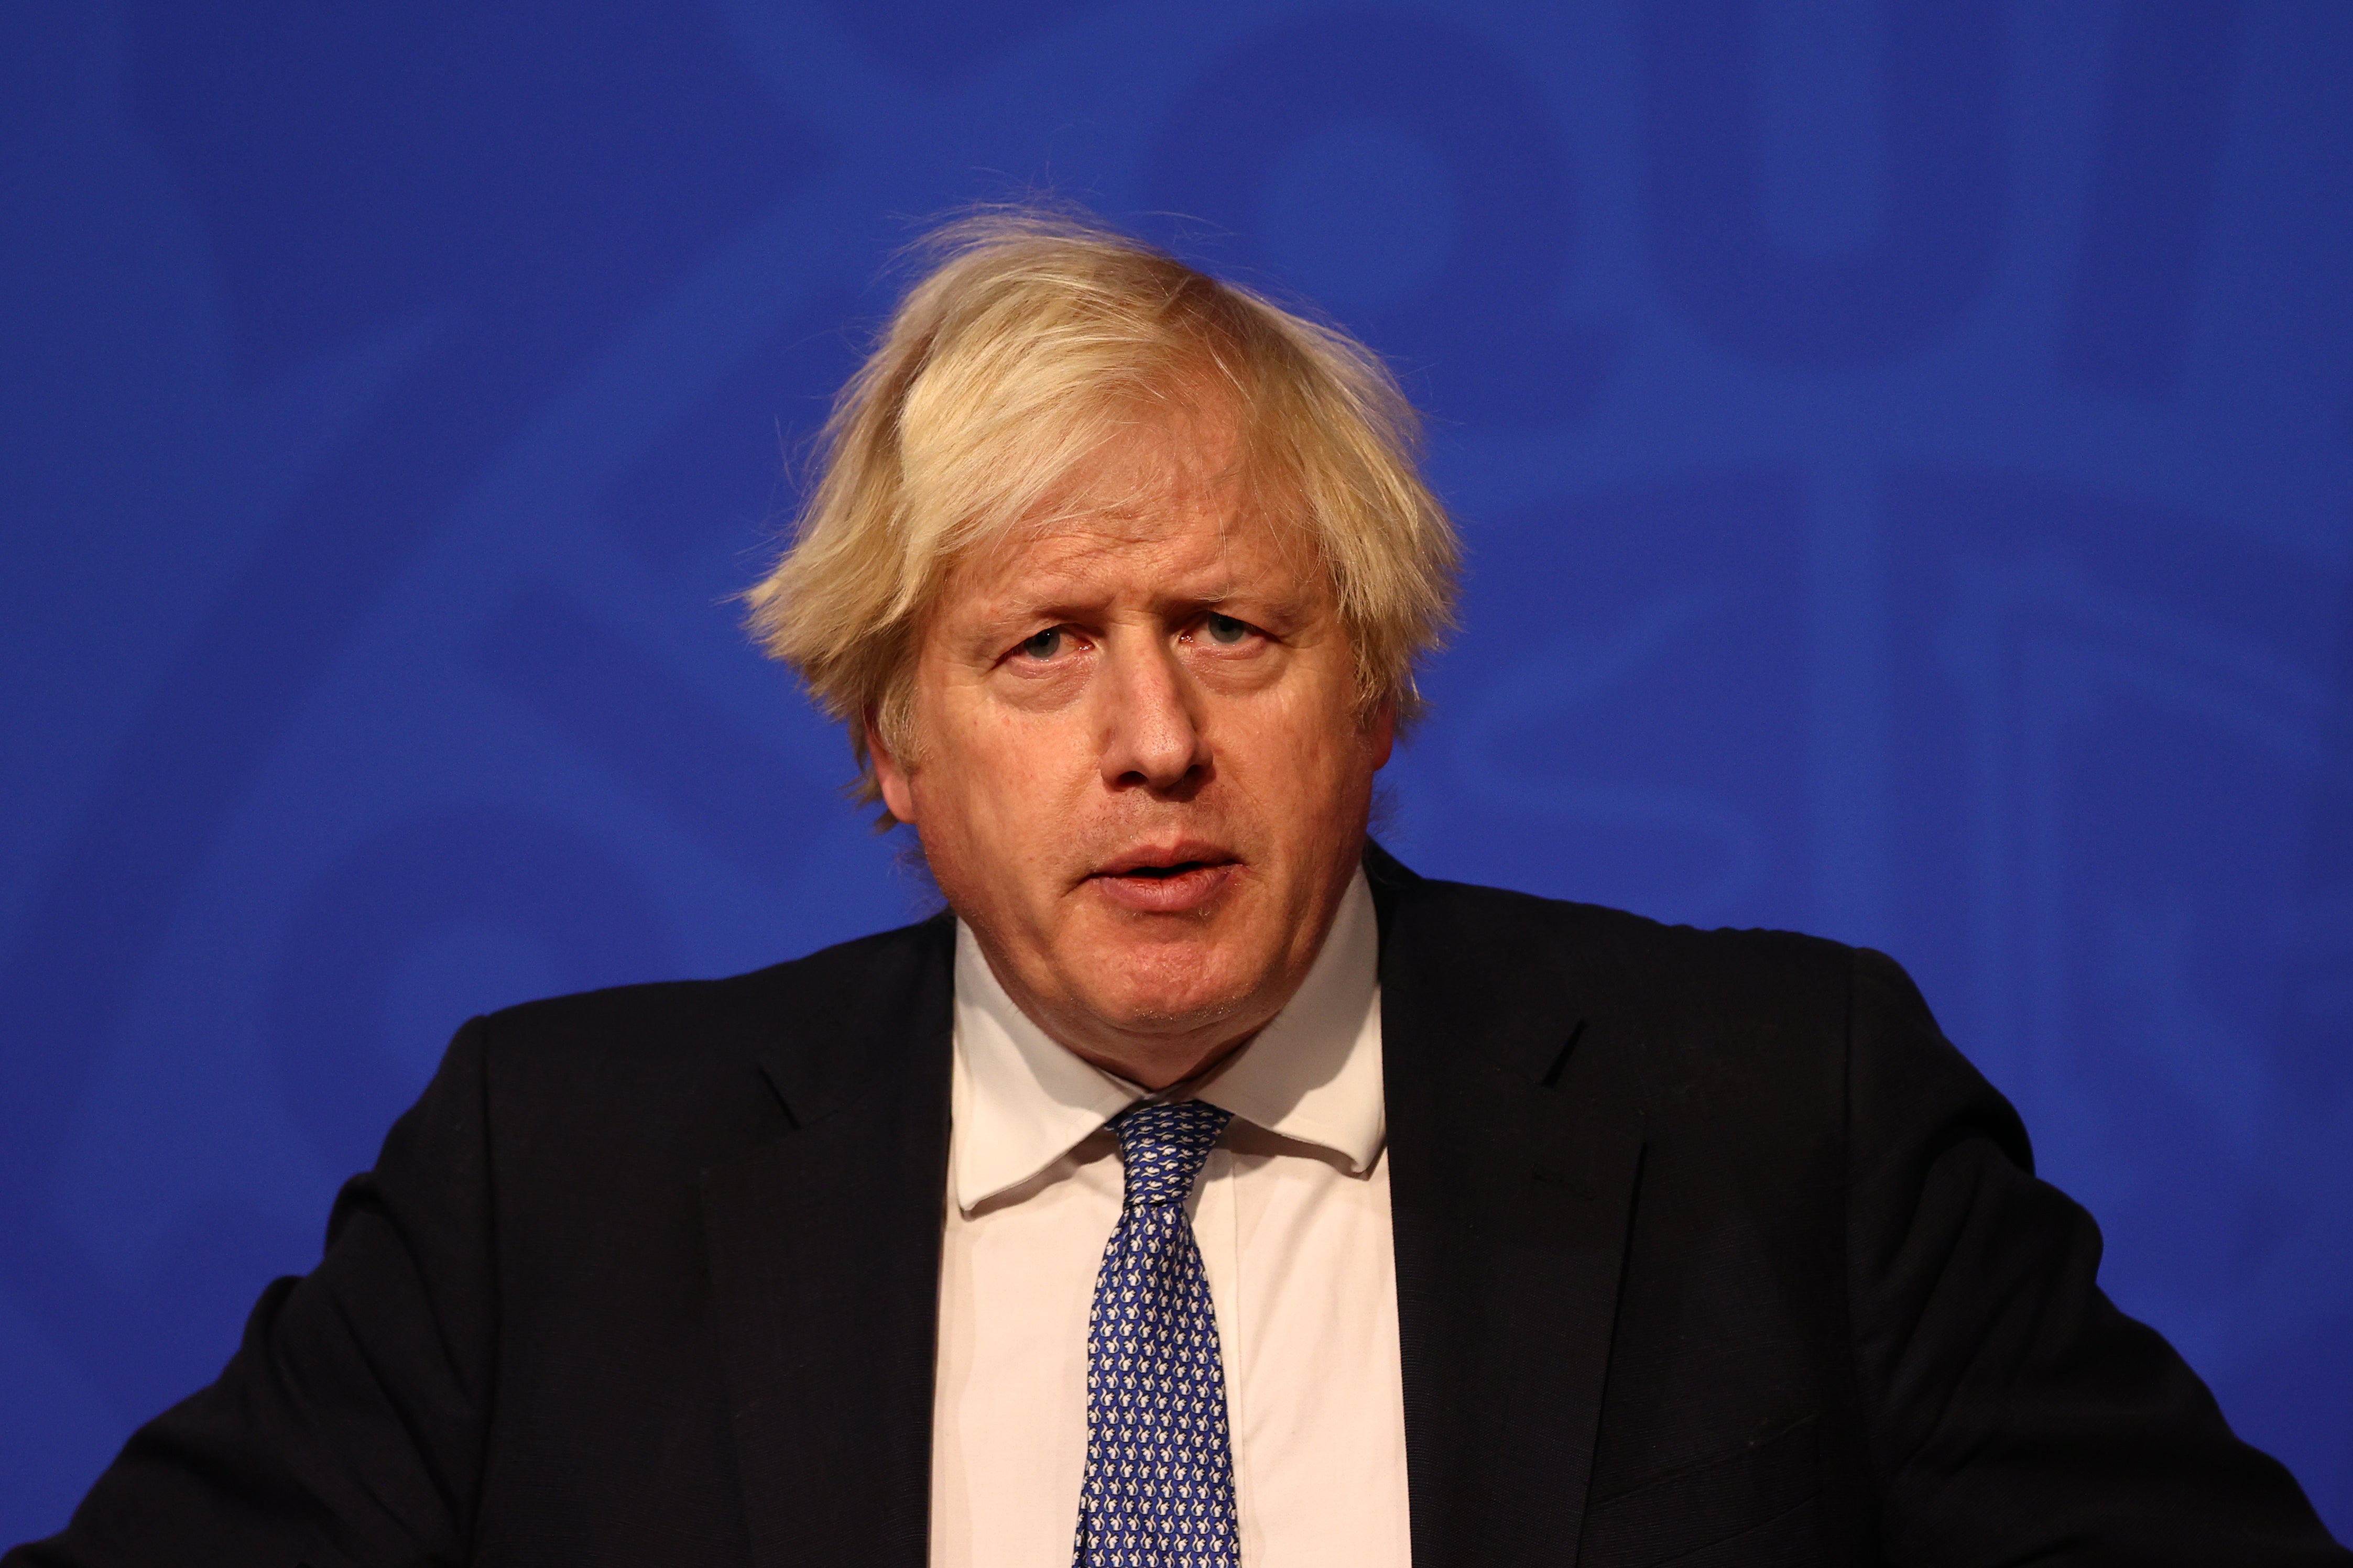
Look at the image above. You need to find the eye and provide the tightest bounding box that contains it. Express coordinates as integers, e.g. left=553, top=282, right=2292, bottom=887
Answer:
left=1204, top=612, right=1254, bottom=645
left=1017, top=627, right=1064, bottom=660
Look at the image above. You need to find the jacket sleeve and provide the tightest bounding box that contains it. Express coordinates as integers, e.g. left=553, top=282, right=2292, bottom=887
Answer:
left=1843, top=946, right=2348, bottom=1565
left=5, top=1016, right=500, bottom=1568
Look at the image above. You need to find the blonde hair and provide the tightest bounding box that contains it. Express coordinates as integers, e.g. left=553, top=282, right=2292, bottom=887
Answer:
left=745, top=205, right=1460, bottom=818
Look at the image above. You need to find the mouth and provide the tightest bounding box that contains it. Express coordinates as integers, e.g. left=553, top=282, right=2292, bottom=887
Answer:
left=1086, top=843, right=1242, bottom=915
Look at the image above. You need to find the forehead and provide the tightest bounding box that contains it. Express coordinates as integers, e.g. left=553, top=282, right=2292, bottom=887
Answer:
left=934, top=414, right=1321, bottom=621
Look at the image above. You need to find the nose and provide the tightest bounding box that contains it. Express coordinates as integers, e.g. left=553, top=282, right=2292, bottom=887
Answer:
left=1096, top=636, right=1209, bottom=793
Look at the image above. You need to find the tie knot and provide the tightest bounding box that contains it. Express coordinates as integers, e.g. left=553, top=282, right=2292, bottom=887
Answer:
left=1108, top=1100, right=1232, bottom=1209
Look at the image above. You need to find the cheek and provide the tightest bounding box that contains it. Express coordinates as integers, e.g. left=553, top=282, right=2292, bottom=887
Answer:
left=1230, top=685, right=1373, bottom=802
left=914, top=698, right=1085, bottom=852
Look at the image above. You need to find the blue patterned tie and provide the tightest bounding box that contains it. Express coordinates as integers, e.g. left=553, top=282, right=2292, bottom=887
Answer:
left=1073, top=1099, right=1240, bottom=1568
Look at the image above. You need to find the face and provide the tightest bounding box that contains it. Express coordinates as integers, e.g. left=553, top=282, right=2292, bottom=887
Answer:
left=871, top=413, right=1392, bottom=1088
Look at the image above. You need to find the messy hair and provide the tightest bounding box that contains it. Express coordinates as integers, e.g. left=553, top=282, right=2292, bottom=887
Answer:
left=744, top=205, right=1460, bottom=820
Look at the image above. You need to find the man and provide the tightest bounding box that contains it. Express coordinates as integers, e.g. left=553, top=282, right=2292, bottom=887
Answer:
left=10, top=210, right=2346, bottom=1568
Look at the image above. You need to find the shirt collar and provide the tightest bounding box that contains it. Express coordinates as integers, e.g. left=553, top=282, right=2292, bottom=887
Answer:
left=950, top=867, right=1385, bottom=1212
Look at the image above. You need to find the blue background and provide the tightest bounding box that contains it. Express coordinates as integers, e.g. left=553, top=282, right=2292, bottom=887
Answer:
left=4, top=0, right=2350, bottom=1542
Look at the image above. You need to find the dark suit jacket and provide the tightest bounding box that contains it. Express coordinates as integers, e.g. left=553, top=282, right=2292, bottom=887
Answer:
left=12, top=850, right=2346, bottom=1567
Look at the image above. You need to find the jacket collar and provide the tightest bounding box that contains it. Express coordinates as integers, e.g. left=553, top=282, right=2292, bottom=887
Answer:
left=699, top=917, right=955, bottom=1568
left=1369, top=843, right=1648, bottom=1568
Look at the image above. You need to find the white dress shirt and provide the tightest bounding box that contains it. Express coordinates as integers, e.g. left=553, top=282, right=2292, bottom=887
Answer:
left=929, top=869, right=1411, bottom=1567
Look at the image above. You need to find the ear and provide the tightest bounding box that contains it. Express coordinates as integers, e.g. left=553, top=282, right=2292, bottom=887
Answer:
left=1363, top=693, right=1397, bottom=772
left=867, top=711, right=920, bottom=826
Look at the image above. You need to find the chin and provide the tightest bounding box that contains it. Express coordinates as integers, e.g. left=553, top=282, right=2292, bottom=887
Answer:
left=1090, top=944, right=1266, bottom=1037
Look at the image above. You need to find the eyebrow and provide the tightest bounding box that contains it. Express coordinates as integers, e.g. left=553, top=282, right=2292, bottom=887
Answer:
left=983, top=575, right=1295, bottom=621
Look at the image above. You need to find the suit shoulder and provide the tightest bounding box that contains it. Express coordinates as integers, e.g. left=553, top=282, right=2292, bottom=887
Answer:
left=1411, top=875, right=1870, bottom=1155
left=437, top=916, right=952, bottom=1173
left=1391, top=870, right=1870, bottom=1110
left=1404, top=871, right=1854, bottom=999
left=472, top=915, right=954, bottom=1069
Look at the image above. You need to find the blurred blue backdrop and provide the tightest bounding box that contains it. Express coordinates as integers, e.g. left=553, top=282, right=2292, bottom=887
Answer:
left=3, top=0, right=2350, bottom=1541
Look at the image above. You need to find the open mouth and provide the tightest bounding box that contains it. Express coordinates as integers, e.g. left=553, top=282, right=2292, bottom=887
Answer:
left=1119, top=860, right=1217, bottom=880
left=1089, top=848, right=1240, bottom=913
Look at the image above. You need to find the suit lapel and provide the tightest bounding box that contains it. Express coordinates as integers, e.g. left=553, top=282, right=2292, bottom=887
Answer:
left=699, top=923, right=955, bottom=1568
left=1372, top=851, right=1647, bottom=1568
